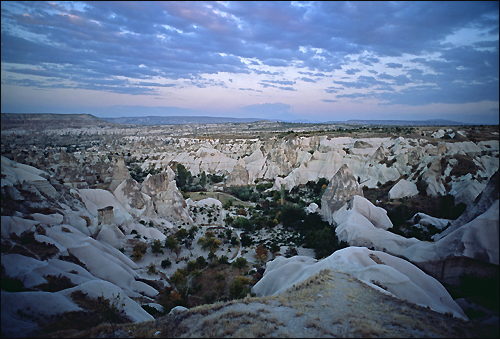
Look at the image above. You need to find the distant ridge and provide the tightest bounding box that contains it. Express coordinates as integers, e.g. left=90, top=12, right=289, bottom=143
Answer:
left=102, top=116, right=265, bottom=125
left=1, top=113, right=113, bottom=130
left=327, top=119, right=472, bottom=126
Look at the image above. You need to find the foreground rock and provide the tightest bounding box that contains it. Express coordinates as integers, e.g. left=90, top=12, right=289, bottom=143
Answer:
left=252, top=246, right=467, bottom=320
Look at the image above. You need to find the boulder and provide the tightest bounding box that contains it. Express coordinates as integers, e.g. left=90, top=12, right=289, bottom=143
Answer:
left=320, top=164, right=363, bottom=224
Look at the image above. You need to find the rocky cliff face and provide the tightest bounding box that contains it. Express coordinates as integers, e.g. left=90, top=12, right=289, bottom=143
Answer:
left=320, top=164, right=363, bottom=225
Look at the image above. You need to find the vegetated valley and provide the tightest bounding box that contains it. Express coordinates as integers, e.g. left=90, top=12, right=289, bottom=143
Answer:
left=1, top=114, right=498, bottom=338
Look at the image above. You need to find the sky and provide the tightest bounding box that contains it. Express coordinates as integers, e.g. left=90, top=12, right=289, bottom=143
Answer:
left=1, top=1, right=499, bottom=124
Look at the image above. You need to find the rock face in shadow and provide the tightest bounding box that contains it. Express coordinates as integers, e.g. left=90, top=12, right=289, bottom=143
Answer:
left=320, top=164, right=363, bottom=224
left=434, top=170, right=499, bottom=241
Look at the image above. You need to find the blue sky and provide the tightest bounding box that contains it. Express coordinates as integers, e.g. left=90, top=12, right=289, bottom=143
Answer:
left=1, top=1, right=498, bottom=124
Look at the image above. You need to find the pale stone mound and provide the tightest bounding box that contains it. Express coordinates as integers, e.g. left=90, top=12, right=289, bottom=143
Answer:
left=348, top=195, right=393, bottom=230
left=320, top=164, right=363, bottom=224
left=252, top=247, right=467, bottom=320
left=152, top=180, right=193, bottom=224
left=75, top=188, right=134, bottom=230
left=388, top=179, right=419, bottom=200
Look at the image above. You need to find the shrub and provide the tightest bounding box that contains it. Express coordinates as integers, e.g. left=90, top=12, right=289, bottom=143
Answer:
left=70, top=291, right=129, bottom=335
left=147, top=263, right=157, bottom=275
left=232, top=257, right=248, bottom=269
left=196, top=256, right=207, bottom=269
left=187, top=260, right=199, bottom=272
left=240, top=233, right=253, bottom=247
left=164, top=235, right=179, bottom=252
left=151, top=239, right=164, bottom=255
left=229, top=276, right=251, bottom=299
left=161, top=258, right=172, bottom=269
left=176, top=228, right=188, bottom=240
left=170, top=269, right=187, bottom=286
left=219, top=255, right=229, bottom=265
left=35, top=274, right=76, bottom=292
left=223, top=199, right=233, bottom=210
left=132, top=242, right=148, bottom=261
left=232, top=216, right=252, bottom=231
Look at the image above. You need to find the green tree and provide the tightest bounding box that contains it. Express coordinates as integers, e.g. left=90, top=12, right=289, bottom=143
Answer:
left=231, top=257, right=248, bottom=269
left=175, top=163, right=192, bottom=188
left=164, top=235, right=179, bottom=252
left=161, top=258, right=172, bottom=269
left=229, top=276, right=251, bottom=299
left=151, top=239, right=164, bottom=255
left=200, top=171, right=207, bottom=187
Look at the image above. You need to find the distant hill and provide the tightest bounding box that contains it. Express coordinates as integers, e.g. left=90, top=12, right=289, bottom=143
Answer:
left=329, top=119, right=471, bottom=126
left=102, top=116, right=265, bottom=125
left=1, top=113, right=114, bottom=131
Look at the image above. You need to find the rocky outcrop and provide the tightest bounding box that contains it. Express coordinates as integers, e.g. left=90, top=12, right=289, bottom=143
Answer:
left=109, top=157, right=131, bottom=192
left=152, top=180, right=193, bottom=224
left=113, top=178, right=153, bottom=219
left=331, top=194, right=499, bottom=284
left=252, top=247, right=467, bottom=320
left=139, top=171, right=193, bottom=224
left=226, top=159, right=249, bottom=186
left=97, top=206, right=114, bottom=226
left=435, top=170, right=499, bottom=241
left=320, top=164, right=363, bottom=224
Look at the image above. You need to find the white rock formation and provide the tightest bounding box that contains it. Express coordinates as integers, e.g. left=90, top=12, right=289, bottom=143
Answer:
left=108, top=157, right=131, bottom=192
left=114, top=178, right=154, bottom=219
left=330, top=195, right=499, bottom=283
left=408, top=213, right=451, bottom=230
left=388, top=179, right=419, bottom=200
left=305, top=203, right=318, bottom=214
left=226, top=158, right=249, bottom=186
left=435, top=170, right=498, bottom=241
left=320, top=164, right=363, bottom=225
left=252, top=247, right=467, bottom=320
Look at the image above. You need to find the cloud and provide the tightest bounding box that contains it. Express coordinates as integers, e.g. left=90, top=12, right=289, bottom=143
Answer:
left=345, top=68, right=361, bottom=75
left=300, top=77, right=316, bottom=83
left=1, top=1, right=498, bottom=122
left=385, top=62, right=403, bottom=68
